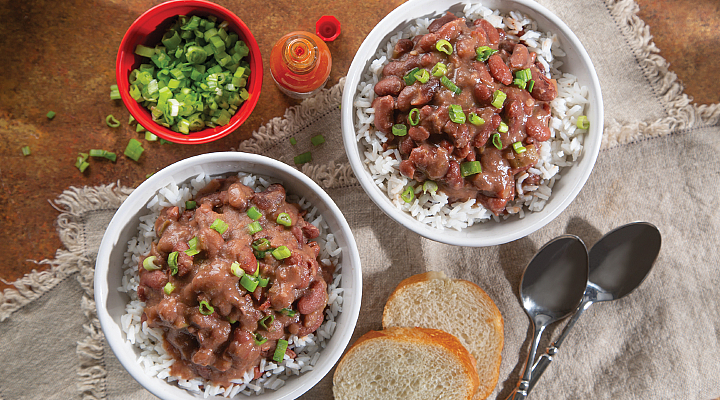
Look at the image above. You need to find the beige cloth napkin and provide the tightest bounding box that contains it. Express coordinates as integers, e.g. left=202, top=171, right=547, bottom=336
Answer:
left=1, top=0, right=719, bottom=399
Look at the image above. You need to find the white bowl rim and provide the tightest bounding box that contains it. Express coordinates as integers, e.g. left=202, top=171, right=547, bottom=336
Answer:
left=94, top=151, right=362, bottom=400
left=341, top=0, right=603, bottom=247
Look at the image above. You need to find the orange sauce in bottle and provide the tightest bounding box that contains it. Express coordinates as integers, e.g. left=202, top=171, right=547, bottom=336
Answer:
left=270, top=32, right=332, bottom=99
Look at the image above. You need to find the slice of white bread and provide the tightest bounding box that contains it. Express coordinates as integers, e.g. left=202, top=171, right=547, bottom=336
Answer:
left=333, top=327, right=479, bottom=400
left=382, top=271, right=504, bottom=400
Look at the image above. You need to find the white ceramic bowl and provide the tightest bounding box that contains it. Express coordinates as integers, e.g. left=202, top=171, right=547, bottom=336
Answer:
left=94, top=152, right=362, bottom=399
left=341, top=0, right=603, bottom=247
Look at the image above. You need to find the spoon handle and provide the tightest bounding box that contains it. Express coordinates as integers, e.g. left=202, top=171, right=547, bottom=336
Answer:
left=528, top=299, right=592, bottom=392
left=505, top=324, right=547, bottom=400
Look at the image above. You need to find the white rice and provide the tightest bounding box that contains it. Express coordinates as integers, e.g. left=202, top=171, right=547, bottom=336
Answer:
left=118, top=172, right=344, bottom=397
left=354, top=3, right=590, bottom=230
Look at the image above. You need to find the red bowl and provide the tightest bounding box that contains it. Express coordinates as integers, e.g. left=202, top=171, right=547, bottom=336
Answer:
left=116, top=0, right=263, bottom=144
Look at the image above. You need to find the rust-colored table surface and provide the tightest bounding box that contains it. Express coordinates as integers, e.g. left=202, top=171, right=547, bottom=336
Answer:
left=0, top=0, right=717, bottom=291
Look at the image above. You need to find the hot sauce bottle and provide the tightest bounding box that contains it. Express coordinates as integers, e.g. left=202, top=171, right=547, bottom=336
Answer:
left=270, top=31, right=332, bottom=99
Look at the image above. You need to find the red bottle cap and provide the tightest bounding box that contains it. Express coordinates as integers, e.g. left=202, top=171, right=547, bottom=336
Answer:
left=316, top=15, right=341, bottom=42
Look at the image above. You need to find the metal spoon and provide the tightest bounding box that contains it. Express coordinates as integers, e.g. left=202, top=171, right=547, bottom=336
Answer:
left=506, top=235, right=589, bottom=400
left=527, top=222, right=662, bottom=392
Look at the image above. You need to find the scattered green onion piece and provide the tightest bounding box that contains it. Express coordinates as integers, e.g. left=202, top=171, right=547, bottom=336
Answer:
left=448, top=104, right=466, bottom=124
left=468, top=112, right=485, bottom=126
left=230, top=261, right=245, bottom=278
left=21, top=146, right=31, bottom=156
left=135, top=123, right=146, bottom=133
left=422, top=180, right=438, bottom=194
left=254, top=333, right=267, bottom=346
left=240, top=274, right=259, bottom=292
left=492, top=133, right=502, bottom=149
left=105, top=114, right=121, bottom=128
left=89, top=149, right=103, bottom=157
left=512, top=141, right=527, bottom=153
left=431, top=62, right=447, bottom=77
left=75, top=153, right=89, bottom=172
left=247, top=221, right=263, bottom=235
left=168, top=251, right=179, bottom=275
left=110, top=84, right=121, bottom=100
left=163, top=282, right=175, bottom=295
left=576, top=115, right=590, bottom=130
left=254, top=249, right=267, bottom=259
left=392, top=124, right=408, bottom=137
left=185, top=248, right=200, bottom=256
left=413, top=68, right=430, bottom=84
left=258, top=276, right=270, bottom=287
left=273, top=339, right=289, bottom=363
left=252, top=238, right=271, bottom=251
left=46, top=111, right=56, bottom=120
left=401, top=185, right=415, bottom=203
left=435, top=39, right=453, bottom=55
left=516, top=68, right=532, bottom=82
left=475, top=46, right=498, bottom=62
left=281, top=308, right=296, bottom=317
left=513, top=78, right=527, bottom=90
left=440, top=75, right=461, bottom=95
left=198, top=300, right=214, bottom=315
left=311, top=134, right=325, bottom=146
left=124, top=138, right=144, bottom=162
left=294, top=151, right=312, bottom=165
left=408, top=108, right=421, bottom=126
left=142, top=256, right=160, bottom=271
left=289, top=137, right=297, bottom=145
left=276, top=213, right=292, bottom=227
left=527, top=80, right=535, bottom=93
left=247, top=206, right=262, bottom=220
left=210, top=218, right=228, bottom=234
left=272, top=246, right=291, bottom=260
left=145, top=131, right=158, bottom=141
left=259, top=315, right=275, bottom=330
left=253, top=262, right=260, bottom=277
left=185, top=200, right=196, bottom=210
left=498, top=122, right=509, bottom=133
left=460, top=161, right=482, bottom=177
left=403, top=67, right=420, bottom=85
left=491, top=90, right=507, bottom=109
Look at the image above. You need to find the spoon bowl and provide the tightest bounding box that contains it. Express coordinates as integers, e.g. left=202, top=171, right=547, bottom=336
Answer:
left=507, top=235, right=589, bottom=400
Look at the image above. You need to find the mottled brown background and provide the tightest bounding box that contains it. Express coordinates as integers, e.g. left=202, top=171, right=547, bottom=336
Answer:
left=0, top=0, right=717, bottom=290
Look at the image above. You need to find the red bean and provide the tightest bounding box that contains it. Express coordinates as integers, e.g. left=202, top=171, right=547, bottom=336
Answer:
left=487, top=54, right=513, bottom=85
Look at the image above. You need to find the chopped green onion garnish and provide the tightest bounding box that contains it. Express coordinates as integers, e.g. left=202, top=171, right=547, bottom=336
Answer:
left=254, top=333, right=267, bottom=346
left=492, top=133, right=502, bottom=149
left=110, top=84, right=121, bottom=100
left=129, top=115, right=136, bottom=124
left=21, top=146, right=31, bottom=156
left=281, top=308, right=296, bottom=317
left=431, top=62, right=447, bottom=77
left=168, top=251, right=179, bottom=275
left=230, top=261, right=245, bottom=278
left=289, top=137, right=297, bottom=145
left=475, top=46, right=498, bottom=62
left=124, top=138, right=144, bottom=162
left=448, top=104, right=466, bottom=124
left=403, top=67, right=420, bottom=85
left=253, top=262, right=260, bottom=277
left=491, top=90, right=507, bottom=109
left=408, top=108, right=421, bottom=126
left=513, top=78, right=527, bottom=90
left=106, top=114, right=121, bottom=128
left=247, top=221, right=262, bottom=235
left=241, top=274, right=259, bottom=292
left=498, top=122, right=509, bottom=133
left=516, top=68, right=532, bottom=82
left=258, top=276, right=270, bottom=287
left=136, top=123, right=146, bottom=133
left=468, top=112, right=485, bottom=126
left=422, top=180, right=438, bottom=194
left=252, top=238, right=271, bottom=251
left=512, top=141, right=527, bottom=153
left=273, top=339, right=289, bottom=362
left=435, top=39, right=453, bottom=55
left=75, top=153, right=89, bottom=172
left=185, top=248, right=200, bottom=256
left=272, top=245, right=291, bottom=260
left=89, top=149, right=117, bottom=162
left=210, top=218, right=228, bottom=234
left=527, top=80, right=535, bottom=93
left=145, top=131, right=158, bottom=141
left=311, top=134, right=325, bottom=146
left=46, top=111, right=56, bottom=120
left=294, top=151, right=312, bottom=165
left=392, top=124, right=408, bottom=137
left=413, top=68, right=430, bottom=84
left=401, top=185, right=415, bottom=203
left=134, top=44, right=155, bottom=57
left=185, top=200, right=196, bottom=210
left=460, top=161, right=482, bottom=177
left=246, top=206, right=262, bottom=220
left=259, top=314, right=274, bottom=330
left=188, top=236, right=198, bottom=249
left=199, top=300, right=214, bottom=315
left=440, top=75, right=461, bottom=95
left=163, top=282, right=175, bottom=295
left=276, top=213, right=292, bottom=227
left=576, top=115, right=590, bottom=130
left=142, top=255, right=160, bottom=271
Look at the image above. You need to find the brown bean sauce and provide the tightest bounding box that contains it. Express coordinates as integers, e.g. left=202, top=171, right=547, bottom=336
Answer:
left=372, top=12, right=557, bottom=215
left=137, top=177, right=333, bottom=386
